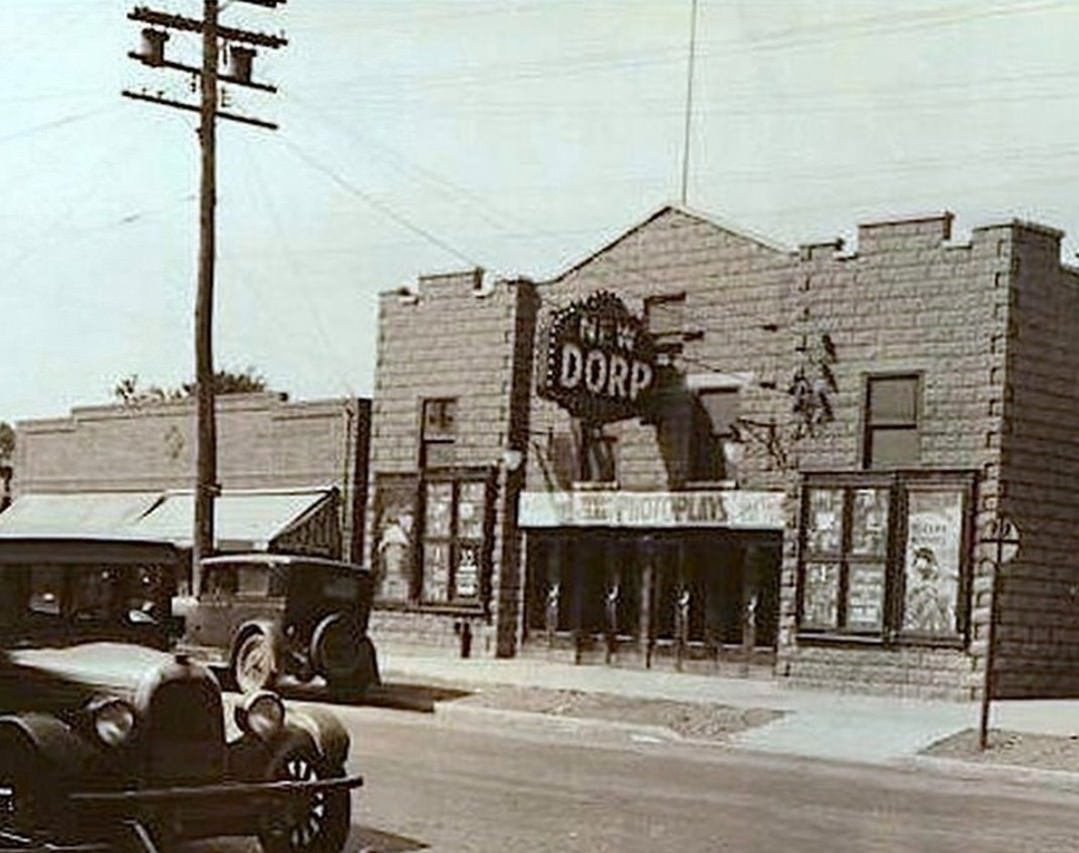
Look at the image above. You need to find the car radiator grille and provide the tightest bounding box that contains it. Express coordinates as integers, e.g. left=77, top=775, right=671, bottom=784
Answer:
left=142, top=679, right=225, bottom=784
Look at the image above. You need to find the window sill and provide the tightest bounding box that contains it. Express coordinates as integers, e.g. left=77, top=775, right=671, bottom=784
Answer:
left=796, top=631, right=966, bottom=650
left=374, top=599, right=485, bottom=618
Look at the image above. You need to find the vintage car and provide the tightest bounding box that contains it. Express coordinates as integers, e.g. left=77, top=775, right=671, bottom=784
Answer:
left=0, top=536, right=362, bottom=852
left=173, top=553, right=381, bottom=696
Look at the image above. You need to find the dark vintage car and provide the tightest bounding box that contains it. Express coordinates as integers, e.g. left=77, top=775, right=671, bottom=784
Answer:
left=0, top=536, right=362, bottom=852
left=173, top=553, right=381, bottom=696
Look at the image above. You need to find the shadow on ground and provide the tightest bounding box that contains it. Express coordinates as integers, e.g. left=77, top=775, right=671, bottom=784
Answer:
left=350, top=824, right=430, bottom=852
left=215, top=666, right=473, bottom=713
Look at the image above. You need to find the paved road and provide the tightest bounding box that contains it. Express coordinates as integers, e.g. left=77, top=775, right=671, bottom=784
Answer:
left=185, top=690, right=1079, bottom=853
left=325, top=704, right=1079, bottom=853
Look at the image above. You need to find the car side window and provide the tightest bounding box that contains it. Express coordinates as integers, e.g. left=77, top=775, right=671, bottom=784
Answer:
left=237, top=566, right=271, bottom=597
left=203, top=566, right=237, bottom=597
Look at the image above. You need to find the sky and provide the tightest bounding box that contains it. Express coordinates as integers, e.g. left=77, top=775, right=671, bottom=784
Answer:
left=3, top=0, right=1079, bottom=423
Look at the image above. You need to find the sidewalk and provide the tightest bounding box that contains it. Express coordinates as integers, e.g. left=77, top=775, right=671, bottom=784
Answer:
left=378, top=643, right=1079, bottom=772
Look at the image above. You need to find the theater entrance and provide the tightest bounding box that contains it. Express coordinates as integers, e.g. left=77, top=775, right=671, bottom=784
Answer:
left=523, top=528, right=781, bottom=671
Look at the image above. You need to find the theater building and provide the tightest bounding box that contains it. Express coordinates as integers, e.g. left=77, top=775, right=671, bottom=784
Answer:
left=372, top=205, right=1079, bottom=699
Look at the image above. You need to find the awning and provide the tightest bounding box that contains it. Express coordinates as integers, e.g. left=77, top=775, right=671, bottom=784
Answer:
left=0, top=492, right=162, bottom=537
left=127, top=487, right=336, bottom=551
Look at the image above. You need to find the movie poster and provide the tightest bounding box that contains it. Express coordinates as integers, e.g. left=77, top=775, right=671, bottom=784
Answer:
left=902, top=489, right=964, bottom=635
left=372, top=473, right=418, bottom=602
left=802, top=562, right=840, bottom=629
left=805, top=489, right=843, bottom=555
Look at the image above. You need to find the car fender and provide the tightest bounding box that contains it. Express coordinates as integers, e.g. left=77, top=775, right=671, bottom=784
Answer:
left=0, top=713, right=99, bottom=780
left=283, top=706, right=351, bottom=769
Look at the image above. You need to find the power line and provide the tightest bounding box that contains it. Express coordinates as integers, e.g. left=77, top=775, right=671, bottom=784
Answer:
left=276, top=135, right=487, bottom=271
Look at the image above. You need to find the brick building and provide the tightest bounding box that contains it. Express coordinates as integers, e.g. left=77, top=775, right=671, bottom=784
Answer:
left=5, top=393, right=370, bottom=588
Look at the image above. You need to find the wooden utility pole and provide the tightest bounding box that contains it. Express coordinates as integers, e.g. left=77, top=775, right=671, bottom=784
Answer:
left=124, top=1, right=286, bottom=577
left=194, top=0, right=220, bottom=576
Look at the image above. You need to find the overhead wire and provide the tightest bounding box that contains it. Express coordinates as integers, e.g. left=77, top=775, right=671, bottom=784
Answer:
left=274, top=134, right=489, bottom=272
left=232, top=134, right=360, bottom=397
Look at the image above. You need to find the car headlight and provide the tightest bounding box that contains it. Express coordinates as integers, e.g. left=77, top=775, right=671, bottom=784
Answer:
left=90, top=697, right=136, bottom=747
left=235, top=690, right=285, bottom=741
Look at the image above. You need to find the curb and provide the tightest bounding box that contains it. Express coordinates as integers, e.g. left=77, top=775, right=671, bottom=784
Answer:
left=433, top=700, right=683, bottom=747
left=432, top=698, right=1079, bottom=792
left=897, top=755, right=1079, bottom=793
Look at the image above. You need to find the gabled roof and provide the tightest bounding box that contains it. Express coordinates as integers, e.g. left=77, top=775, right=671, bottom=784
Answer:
left=548, top=202, right=792, bottom=285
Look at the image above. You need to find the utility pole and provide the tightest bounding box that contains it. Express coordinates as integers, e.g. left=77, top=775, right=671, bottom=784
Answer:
left=124, top=1, right=287, bottom=578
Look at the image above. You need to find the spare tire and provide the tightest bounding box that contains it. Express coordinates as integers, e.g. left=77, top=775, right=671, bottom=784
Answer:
left=309, top=613, right=363, bottom=688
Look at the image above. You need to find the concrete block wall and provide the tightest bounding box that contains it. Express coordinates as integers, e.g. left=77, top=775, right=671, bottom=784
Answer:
left=994, top=223, right=1079, bottom=697
left=368, top=271, right=538, bottom=656
left=526, top=206, right=795, bottom=495
left=776, top=214, right=1010, bottom=697
left=13, top=394, right=370, bottom=561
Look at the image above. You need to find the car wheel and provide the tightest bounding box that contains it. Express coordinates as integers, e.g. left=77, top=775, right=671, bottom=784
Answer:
left=309, top=614, right=364, bottom=692
left=258, top=740, right=350, bottom=853
left=233, top=629, right=279, bottom=694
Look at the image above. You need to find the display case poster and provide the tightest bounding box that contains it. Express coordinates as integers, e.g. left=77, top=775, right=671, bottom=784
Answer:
left=454, top=544, right=479, bottom=599
left=902, top=490, right=964, bottom=635
left=850, top=489, right=889, bottom=558
left=806, top=489, right=843, bottom=554
left=423, top=541, right=451, bottom=602
left=846, top=564, right=884, bottom=629
left=373, top=474, right=418, bottom=601
left=425, top=482, right=453, bottom=537
left=457, top=481, right=487, bottom=540
left=802, top=562, right=840, bottom=629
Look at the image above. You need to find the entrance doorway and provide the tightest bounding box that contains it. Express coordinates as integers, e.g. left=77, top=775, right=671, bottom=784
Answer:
left=524, top=529, right=781, bottom=669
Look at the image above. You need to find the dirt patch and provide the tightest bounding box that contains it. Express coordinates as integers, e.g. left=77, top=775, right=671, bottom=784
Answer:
left=923, top=728, right=1079, bottom=773
left=459, top=685, right=784, bottom=741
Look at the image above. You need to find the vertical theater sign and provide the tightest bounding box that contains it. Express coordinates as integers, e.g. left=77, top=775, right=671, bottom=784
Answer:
left=537, top=290, right=657, bottom=425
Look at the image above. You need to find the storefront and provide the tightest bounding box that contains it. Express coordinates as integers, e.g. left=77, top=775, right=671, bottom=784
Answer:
left=519, top=489, right=783, bottom=668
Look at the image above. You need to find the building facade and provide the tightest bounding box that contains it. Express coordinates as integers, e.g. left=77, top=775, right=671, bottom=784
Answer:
left=7, top=393, right=370, bottom=574
left=370, top=205, right=1079, bottom=700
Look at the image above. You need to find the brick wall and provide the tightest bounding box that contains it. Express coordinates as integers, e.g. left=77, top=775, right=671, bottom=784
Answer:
left=13, top=393, right=370, bottom=561
left=367, top=271, right=538, bottom=655
left=994, top=223, right=1079, bottom=697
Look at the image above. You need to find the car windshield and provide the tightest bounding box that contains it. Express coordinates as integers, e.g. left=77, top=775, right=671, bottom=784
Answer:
left=8, top=563, right=170, bottom=626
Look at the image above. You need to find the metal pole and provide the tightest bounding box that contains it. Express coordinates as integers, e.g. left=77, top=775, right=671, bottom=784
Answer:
left=679, top=0, right=700, bottom=205
left=978, top=532, right=1003, bottom=750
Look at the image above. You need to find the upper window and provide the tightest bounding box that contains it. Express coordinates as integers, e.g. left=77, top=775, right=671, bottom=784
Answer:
left=644, top=294, right=685, bottom=344
left=421, top=398, right=458, bottom=469
left=864, top=374, right=920, bottom=469
left=688, top=389, right=739, bottom=483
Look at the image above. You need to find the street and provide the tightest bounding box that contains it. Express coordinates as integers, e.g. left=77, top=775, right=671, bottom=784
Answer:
left=320, top=701, right=1079, bottom=853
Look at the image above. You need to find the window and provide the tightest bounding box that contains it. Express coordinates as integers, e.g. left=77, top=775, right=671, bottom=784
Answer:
left=644, top=294, right=685, bottom=345
left=864, top=374, right=920, bottom=469
left=421, top=398, right=457, bottom=468
left=419, top=470, right=492, bottom=606
left=688, top=389, right=739, bottom=482
left=797, top=472, right=973, bottom=643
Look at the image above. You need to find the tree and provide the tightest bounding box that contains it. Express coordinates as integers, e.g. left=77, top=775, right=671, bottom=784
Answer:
left=114, top=368, right=269, bottom=406
left=0, top=421, right=14, bottom=463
